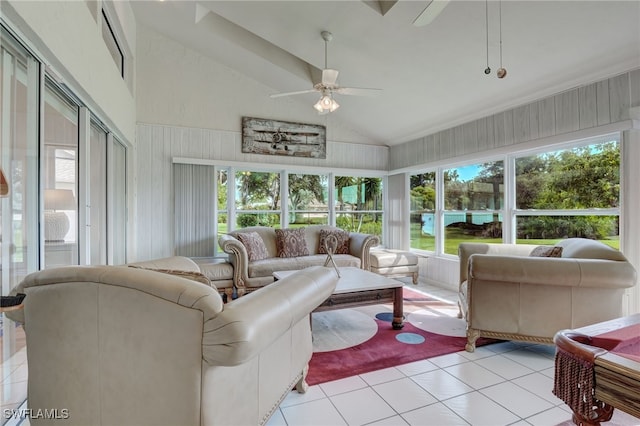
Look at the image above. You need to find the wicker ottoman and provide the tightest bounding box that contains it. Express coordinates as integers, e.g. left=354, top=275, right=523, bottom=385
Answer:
left=369, top=249, right=419, bottom=284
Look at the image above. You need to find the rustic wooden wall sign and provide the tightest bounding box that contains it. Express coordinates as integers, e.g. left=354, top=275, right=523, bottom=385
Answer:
left=241, top=117, right=326, bottom=159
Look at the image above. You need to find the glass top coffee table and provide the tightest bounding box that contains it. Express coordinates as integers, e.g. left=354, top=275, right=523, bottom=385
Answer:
left=273, top=267, right=404, bottom=329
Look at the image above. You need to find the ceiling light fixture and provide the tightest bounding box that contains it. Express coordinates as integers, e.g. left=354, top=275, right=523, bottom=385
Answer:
left=313, top=90, right=340, bottom=114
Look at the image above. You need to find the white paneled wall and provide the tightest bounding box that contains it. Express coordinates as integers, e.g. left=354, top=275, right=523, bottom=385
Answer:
left=389, top=69, right=640, bottom=313
left=390, top=70, right=637, bottom=170
left=134, top=124, right=389, bottom=260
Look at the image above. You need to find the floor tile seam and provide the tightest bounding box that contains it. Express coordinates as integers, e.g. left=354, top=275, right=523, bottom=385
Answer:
left=366, top=377, right=439, bottom=416
left=442, top=358, right=511, bottom=389
left=508, top=371, right=563, bottom=404
left=501, top=350, right=557, bottom=369
left=326, top=388, right=385, bottom=426
left=396, top=400, right=473, bottom=426
left=476, top=385, right=555, bottom=421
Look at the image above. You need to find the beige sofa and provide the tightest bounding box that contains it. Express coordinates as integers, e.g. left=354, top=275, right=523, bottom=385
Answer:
left=219, top=225, right=380, bottom=296
left=7, top=265, right=337, bottom=425
left=458, top=238, right=637, bottom=352
left=128, top=255, right=235, bottom=301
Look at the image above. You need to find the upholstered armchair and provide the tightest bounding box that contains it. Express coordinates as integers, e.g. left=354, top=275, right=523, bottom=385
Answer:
left=7, top=265, right=338, bottom=425
left=458, top=238, right=637, bottom=352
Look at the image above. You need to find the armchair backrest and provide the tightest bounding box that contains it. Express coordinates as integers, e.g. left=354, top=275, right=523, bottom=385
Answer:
left=12, top=266, right=224, bottom=425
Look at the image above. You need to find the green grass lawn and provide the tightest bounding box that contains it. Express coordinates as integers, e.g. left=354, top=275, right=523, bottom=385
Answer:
left=410, top=223, right=619, bottom=254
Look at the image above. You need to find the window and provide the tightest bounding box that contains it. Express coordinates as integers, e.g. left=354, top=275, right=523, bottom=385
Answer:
left=335, top=176, right=383, bottom=240
left=101, top=8, right=124, bottom=78
left=443, top=161, right=504, bottom=254
left=217, top=168, right=228, bottom=237
left=235, top=170, right=281, bottom=228
left=408, top=134, right=621, bottom=255
left=409, top=172, right=436, bottom=251
left=515, top=136, right=620, bottom=248
left=288, top=173, right=328, bottom=226
left=43, top=80, right=80, bottom=267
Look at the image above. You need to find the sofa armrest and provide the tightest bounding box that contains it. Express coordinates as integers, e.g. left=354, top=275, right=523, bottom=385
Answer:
left=349, top=232, right=380, bottom=270
left=468, top=255, right=637, bottom=289
left=201, top=266, right=338, bottom=366
left=218, top=234, right=249, bottom=291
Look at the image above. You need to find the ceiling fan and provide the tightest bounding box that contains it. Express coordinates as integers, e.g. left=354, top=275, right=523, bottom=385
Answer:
left=269, top=31, right=382, bottom=114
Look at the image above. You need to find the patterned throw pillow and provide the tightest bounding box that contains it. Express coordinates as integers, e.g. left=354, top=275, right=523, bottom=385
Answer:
left=236, top=231, right=269, bottom=261
left=529, top=245, right=563, bottom=257
left=129, top=266, right=212, bottom=286
left=318, top=229, right=350, bottom=254
left=275, top=228, right=309, bottom=258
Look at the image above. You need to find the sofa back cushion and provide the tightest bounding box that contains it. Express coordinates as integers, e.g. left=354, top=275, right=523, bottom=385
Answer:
left=236, top=231, right=269, bottom=261
left=529, top=246, right=563, bottom=257
left=275, top=228, right=309, bottom=258
left=318, top=228, right=350, bottom=254
left=555, top=238, right=627, bottom=261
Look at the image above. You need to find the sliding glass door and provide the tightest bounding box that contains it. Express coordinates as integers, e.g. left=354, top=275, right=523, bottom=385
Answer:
left=42, top=80, right=79, bottom=268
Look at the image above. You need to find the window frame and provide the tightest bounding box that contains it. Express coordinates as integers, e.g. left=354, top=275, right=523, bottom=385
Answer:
left=408, top=132, right=622, bottom=258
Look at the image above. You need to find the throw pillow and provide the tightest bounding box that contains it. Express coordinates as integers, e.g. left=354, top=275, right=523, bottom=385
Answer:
left=236, top=231, right=269, bottom=261
left=129, top=266, right=211, bottom=286
left=275, top=228, right=309, bottom=258
left=318, top=229, right=350, bottom=254
left=529, top=245, right=563, bottom=257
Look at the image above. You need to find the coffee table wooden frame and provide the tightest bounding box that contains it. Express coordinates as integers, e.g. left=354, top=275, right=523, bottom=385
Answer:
left=273, top=267, right=405, bottom=330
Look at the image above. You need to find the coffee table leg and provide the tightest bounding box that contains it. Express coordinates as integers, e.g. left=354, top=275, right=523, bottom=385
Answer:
left=392, top=287, right=404, bottom=330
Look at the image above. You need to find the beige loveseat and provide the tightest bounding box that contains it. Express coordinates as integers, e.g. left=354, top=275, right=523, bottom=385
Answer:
left=458, top=238, right=637, bottom=352
left=7, top=265, right=337, bottom=425
left=219, top=225, right=380, bottom=296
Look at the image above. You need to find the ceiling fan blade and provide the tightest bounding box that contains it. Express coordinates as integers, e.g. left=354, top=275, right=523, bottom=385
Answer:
left=269, top=89, right=317, bottom=98
left=334, top=87, right=382, bottom=97
left=322, top=69, right=339, bottom=86
left=413, top=0, right=450, bottom=27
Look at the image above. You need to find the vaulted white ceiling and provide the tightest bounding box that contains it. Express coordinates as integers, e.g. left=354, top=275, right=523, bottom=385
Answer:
left=131, top=1, right=640, bottom=146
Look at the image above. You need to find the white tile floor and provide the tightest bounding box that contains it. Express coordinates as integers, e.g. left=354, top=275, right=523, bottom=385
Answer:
left=265, top=282, right=640, bottom=426
left=3, top=282, right=639, bottom=426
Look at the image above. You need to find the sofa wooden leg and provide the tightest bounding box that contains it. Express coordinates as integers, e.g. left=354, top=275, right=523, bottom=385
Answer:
left=224, top=288, right=233, bottom=303
left=296, top=366, right=309, bottom=394
left=466, top=329, right=481, bottom=352
left=412, top=272, right=418, bottom=285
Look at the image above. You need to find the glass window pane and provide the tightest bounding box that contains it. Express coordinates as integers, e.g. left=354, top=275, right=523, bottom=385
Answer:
left=236, top=213, right=280, bottom=229
left=516, top=141, right=620, bottom=210
left=445, top=162, right=504, bottom=210
left=89, top=121, right=107, bottom=264
left=109, top=139, right=127, bottom=264
left=516, top=216, right=619, bottom=248
left=1, top=26, right=38, bottom=366
left=43, top=81, right=79, bottom=267
left=217, top=169, right=228, bottom=239
left=235, top=171, right=280, bottom=211
left=443, top=162, right=503, bottom=255
left=410, top=172, right=436, bottom=251
left=288, top=173, right=328, bottom=226
left=335, top=176, right=383, bottom=240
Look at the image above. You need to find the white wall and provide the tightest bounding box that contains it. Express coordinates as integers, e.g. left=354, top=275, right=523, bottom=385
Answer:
left=3, top=0, right=136, bottom=143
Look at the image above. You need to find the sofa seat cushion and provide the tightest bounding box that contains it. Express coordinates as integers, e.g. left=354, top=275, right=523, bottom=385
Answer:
left=247, top=255, right=360, bottom=278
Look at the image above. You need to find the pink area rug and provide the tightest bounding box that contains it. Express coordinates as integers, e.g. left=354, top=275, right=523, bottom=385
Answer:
left=306, top=288, right=495, bottom=385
